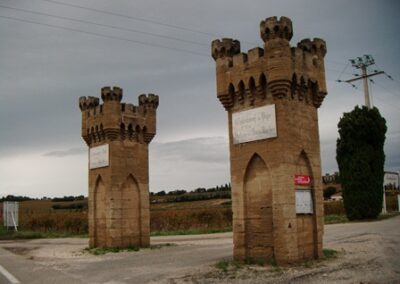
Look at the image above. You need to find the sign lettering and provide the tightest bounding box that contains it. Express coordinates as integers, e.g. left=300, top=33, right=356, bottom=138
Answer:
left=89, top=144, right=109, bottom=169
left=232, top=105, right=277, bottom=144
left=295, top=175, right=311, bottom=185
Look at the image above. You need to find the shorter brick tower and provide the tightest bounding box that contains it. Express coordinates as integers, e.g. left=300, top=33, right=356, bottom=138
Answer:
left=211, top=17, right=327, bottom=264
left=79, top=86, right=158, bottom=248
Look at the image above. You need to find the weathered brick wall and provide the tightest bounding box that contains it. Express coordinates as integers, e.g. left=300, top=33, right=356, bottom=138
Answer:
left=79, top=87, right=158, bottom=248
left=212, top=16, right=327, bottom=264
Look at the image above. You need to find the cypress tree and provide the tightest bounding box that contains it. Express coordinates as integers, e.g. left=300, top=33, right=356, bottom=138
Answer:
left=336, top=106, right=387, bottom=220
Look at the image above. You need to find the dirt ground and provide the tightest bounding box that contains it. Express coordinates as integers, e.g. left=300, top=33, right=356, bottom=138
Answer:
left=0, top=216, right=399, bottom=283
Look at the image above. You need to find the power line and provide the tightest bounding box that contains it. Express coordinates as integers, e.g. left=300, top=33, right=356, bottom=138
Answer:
left=0, top=4, right=208, bottom=47
left=0, top=14, right=209, bottom=57
left=40, top=0, right=231, bottom=40
left=39, top=0, right=260, bottom=46
left=326, top=67, right=354, bottom=76
left=335, top=61, right=350, bottom=81
left=372, top=80, right=400, bottom=100
left=337, top=55, right=386, bottom=109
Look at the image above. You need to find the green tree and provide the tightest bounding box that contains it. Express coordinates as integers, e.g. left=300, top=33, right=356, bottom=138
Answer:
left=336, top=106, right=387, bottom=220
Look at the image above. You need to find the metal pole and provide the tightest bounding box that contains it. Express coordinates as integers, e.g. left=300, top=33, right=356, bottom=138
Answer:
left=398, top=194, right=400, bottom=212
left=382, top=188, right=387, bottom=215
left=361, top=65, right=371, bottom=109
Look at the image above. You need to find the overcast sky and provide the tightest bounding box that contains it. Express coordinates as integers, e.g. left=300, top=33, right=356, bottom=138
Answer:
left=0, top=0, right=399, bottom=198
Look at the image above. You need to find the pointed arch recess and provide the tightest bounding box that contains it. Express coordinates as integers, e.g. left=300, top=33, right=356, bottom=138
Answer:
left=295, top=150, right=317, bottom=260
left=94, top=175, right=106, bottom=247
left=243, top=153, right=274, bottom=259
left=121, top=174, right=141, bottom=245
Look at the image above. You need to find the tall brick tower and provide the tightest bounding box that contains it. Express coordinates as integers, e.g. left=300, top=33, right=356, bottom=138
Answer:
left=211, top=17, right=327, bottom=264
left=79, top=86, right=158, bottom=248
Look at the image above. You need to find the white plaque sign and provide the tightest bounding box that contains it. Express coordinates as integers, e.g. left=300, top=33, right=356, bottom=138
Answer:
left=232, top=105, right=277, bottom=144
left=89, top=144, right=109, bottom=169
left=3, top=201, right=18, bottom=227
left=295, top=189, right=314, bottom=214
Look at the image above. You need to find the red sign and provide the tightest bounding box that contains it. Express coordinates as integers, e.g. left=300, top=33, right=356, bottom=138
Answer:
left=295, top=175, right=311, bottom=185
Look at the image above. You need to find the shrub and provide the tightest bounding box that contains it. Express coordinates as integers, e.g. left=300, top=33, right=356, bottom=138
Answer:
left=324, top=201, right=345, bottom=215
left=336, top=106, right=387, bottom=220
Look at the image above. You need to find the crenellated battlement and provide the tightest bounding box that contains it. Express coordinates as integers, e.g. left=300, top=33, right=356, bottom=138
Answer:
left=79, top=96, right=100, bottom=111
left=297, top=38, right=327, bottom=58
left=101, top=86, right=123, bottom=102
left=79, top=87, right=158, bottom=146
left=260, top=16, right=293, bottom=42
left=139, top=94, right=159, bottom=109
left=211, top=17, right=327, bottom=110
left=211, top=38, right=241, bottom=60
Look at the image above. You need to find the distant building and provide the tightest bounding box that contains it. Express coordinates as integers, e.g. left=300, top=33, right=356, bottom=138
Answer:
left=322, top=172, right=340, bottom=184
left=384, top=171, right=399, bottom=190
left=330, top=192, right=343, bottom=201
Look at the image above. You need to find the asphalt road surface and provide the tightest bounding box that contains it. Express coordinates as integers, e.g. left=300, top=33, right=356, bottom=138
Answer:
left=0, top=216, right=399, bottom=283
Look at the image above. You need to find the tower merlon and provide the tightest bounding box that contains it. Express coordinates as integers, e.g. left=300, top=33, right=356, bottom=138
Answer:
left=232, top=53, right=248, bottom=66
left=248, top=47, right=264, bottom=63
left=79, top=96, right=100, bottom=111
left=101, top=86, right=123, bottom=102
left=297, top=38, right=327, bottom=58
left=260, top=16, right=293, bottom=42
left=138, top=94, right=159, bottom=110
left=211, top=38, right=241, bottom=60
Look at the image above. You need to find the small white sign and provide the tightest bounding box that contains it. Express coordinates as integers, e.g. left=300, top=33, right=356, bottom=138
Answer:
left=3, top=201, right=18, bottom=228
left=295, top=189, right=314, bottom=214
left=89, top=144, right=109, bottom=169
left=232, top=105, right=277, bottom=144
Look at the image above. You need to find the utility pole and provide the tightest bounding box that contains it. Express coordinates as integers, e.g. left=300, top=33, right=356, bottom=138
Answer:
left=338, top=55, right=384, bottom=109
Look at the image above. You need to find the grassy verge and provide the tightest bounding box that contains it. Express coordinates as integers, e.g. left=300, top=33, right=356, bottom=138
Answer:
left=151, top=227, right=231, bottom=236
left=324, top=214, right=348, bottom=224
left=0, top=226, right=87, bottom=240
left=324, top=212, right=400, bottom=225
left=215, top=257, right=281, bottom=273
left=83, top=246, right=140, bottom=255
left=83, top=243, right=174, bottom=255
left=323, top=248, right=338, bottom=259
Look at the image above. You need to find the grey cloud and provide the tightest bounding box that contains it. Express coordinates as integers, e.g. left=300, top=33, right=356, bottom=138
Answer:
left=43, top=147, right=86, bottom=157
left=1, top=0, right=399, bottom=196
left=151, top=136, right=229, bottom=165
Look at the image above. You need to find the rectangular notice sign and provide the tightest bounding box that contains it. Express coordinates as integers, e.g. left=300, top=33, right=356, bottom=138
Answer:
left=295, top=175, right=311, bottom=185
left=3, top=201, right=18, bottom=227
left=295, top=189, right=314, bottom=214
left=89, top=144, right=109, bottom=169
left=232, top=104, right=277, bottom=144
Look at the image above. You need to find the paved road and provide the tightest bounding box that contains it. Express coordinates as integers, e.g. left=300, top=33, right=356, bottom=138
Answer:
left=0, top=216, right=399, bottom=283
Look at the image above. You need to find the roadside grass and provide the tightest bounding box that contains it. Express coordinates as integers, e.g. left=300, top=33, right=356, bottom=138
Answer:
left=216, top=250, right=339, bottom=273
left=215, top=257, right=281, bottom=273
left=215, top=259, right=243, bottom=272
left=324, top=212, right=400, bottom=225
left=151, top=227, right=231, bottom=236
left=0, top=226, right=87, bottom=240
left=324, top=214, right=348, bottom=224
left=302, top=248, right=339, bottom=269
left=83, top=246, right=139, bottom=255
left=83, top=243, right=175, bottom=255
left=323, top=248, right=338, bottom=259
